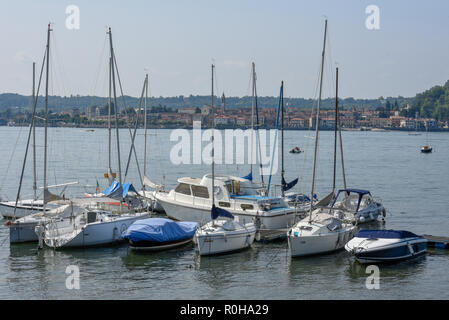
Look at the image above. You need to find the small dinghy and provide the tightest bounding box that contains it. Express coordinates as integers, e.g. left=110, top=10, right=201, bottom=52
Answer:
left=421, top=145, right=432, bottom=153
left=289, top=146, right=302, bottom=154
left=345, top=229, right=427, bottom=263
left=122, top=218, right=198, bottom=251
left=195, top=205, right=256, bottom=256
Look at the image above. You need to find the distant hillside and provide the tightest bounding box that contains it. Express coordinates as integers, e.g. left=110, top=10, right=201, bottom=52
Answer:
left=0, top=92, right=410, bottom=113
left=405, top=80, right=449, bottom=122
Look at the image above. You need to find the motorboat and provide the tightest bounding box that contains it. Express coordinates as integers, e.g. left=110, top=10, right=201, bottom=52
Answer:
left=345, top=229, right=427, bottom=263
left=41, top=208, right=149, bottom=249
left=195, top=205, right=256, bottom=256
left=328, top=189, right=386, bottom=224
left=154, top=174, right=296, bottom=230
left=122, top=217, right=198, bottom=251
left=288, top=212, right=357, bottom=257
left=421, top=145, right=432, bottom=153
left=289, top=146, right=302, bottom=154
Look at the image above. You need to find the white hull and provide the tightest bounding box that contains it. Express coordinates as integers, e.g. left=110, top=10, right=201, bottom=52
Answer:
left=158, top=198, right=294, bottom=230
left=44, top=213, right=149, bottom=248
left=138, top=190, right=165, bottom=212
left=195, top=223, right=256, bottom=256
left=288, top=229, right=355, bottom=257
left=0, top=200, right=56, bottom=219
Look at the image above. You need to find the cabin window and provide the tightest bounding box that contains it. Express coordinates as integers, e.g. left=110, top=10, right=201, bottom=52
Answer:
left=225, top=183, right=232, bottom=193
left=219, top=201, right=230, bottom=208
left=240, top=204, right=253, bottom=210
left=191, top=185, right=209, bottom=198
left=175, top=183, right=191, bottom=195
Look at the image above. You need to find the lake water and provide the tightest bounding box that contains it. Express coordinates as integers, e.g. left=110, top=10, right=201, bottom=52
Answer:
left=0, top=126, right=448, bottom=299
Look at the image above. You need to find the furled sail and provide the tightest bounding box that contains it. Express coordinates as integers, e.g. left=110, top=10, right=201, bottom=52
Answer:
left=211, top=204, right=234, bottom=220
left=281, top=177, right=298, bottom=192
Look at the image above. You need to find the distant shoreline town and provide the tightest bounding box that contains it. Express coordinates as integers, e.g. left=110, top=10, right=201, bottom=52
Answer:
left=1, top=102, right=446, bottom=132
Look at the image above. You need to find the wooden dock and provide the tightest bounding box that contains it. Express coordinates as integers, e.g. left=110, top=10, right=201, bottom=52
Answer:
left=422, top=234, right=449, bottom=249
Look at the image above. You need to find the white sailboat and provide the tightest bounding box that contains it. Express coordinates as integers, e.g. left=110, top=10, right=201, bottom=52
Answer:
left=288, top=20, right=356, bottom=257
left=195, top=65, right=256, bottom=256
left=37, top=27, right=150, bottom=248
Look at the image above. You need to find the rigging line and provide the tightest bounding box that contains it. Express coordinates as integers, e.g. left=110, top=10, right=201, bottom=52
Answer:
left=112, top=51, right=143, bottom=186
left=92, top=34, right=108, bottom=96
left=12, top=47, right=47, bottom=218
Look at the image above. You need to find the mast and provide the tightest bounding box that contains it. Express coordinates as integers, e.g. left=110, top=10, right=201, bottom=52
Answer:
left=211, top=64, right=215, bottom=206
left=250, top=63, right=255, bottom=176
left=143, top=73, right=148, bottom=189
left=281, top=81, right=285, bottom=198
left=32, top=62, right=37, bottom=201
left=332, top=67, right=338, bottom=192
left=337, top=69, right=347, bottom=190
left=309, top=19, right=327, bottom=222
left=108, top=28, right=123, bottom=190
left=43, top=23, right=52, bottom=212
left=107, top=56, right=112, bottom=181
left=253, top=63, right=264, bottom=187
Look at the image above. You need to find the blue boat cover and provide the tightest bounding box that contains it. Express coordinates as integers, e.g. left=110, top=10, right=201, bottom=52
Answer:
left=356, top=229, right=420, bottom=239
left=121, top=218, right=199, bottom=243
left=211, top=204, right=234, bottom=220
left=104, top=181, right=138, bottom=199
left=242, top=172, right=253, bottom=181
left=282, top=177, right=298, bottom=192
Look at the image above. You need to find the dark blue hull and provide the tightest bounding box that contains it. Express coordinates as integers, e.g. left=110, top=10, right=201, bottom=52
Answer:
left=355, top=240, right=427, bottom=264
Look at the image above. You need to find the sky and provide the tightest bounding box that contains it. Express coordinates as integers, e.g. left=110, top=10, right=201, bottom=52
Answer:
left=1, top=0, right=449, bottom=100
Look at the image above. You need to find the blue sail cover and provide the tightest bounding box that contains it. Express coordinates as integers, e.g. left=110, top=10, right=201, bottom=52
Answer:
left=282, top=177, right=298, bottom=192
left=121, top=218, right=199, bottom=243
left=102, top=181, right=120, bottom=195
left=242, top=172, right=253, bottom=181
left=211, top=205, right=234, bottom=220
left=356, top=229, right=420, bottom=239
left=107, top=182, right=138, bottom=200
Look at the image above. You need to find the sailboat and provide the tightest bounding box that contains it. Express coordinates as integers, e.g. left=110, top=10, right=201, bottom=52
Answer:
left=0, top=61, right=66, bottom=219
left=421, top=121, right=432, bottom=153
left=38, top=27, right=149, bottom=249
left=288, top=20, right=357, bottom=257
left=195, top=64, right=256, bottom=256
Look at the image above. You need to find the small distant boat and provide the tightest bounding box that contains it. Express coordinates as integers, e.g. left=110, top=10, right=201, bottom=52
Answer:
left=86, top=129, right=95, bottom=132
left=289, top=146, right=302, bottom=154
left=122, top=218, right=198, bottom=251
left=345, top=229, right=427, bottom=264
left=421, top=145, right=432, bottom=153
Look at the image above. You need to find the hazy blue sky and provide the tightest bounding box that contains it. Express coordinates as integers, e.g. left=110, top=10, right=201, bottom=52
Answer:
left=1, top=0, right=449, bottom=99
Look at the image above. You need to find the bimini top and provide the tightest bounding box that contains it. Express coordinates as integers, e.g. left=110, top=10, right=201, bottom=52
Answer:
left=356, top=229, right=420, bottom=239
left=121, top=218, right=199, bottom=243
left=339, top=188, right=371, bottom=195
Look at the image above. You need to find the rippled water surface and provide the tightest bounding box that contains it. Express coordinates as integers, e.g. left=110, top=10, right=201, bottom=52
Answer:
left=0, top=127, right=448, bottom=299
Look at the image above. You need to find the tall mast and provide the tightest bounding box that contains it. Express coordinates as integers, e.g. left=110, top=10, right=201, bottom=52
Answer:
left=309, top=19, right=327, bottom=222
left=32, top=62, right=37, bottom=201
left=281, top=81, right=285, bottom=198
left=43, top=23, right=52, bottom=211
left=107, top=56, right=112, bottom=180
left=253, top=63, right=264, bottom=187
left=143, top=73, right=148, bottom=188
left=250, top=63, right=255, bottom=176
left=337, top=69, right=347, bottom=190
left=211, top=64, right=215, bottom=208
left=332, top=67, right=338, bottom=192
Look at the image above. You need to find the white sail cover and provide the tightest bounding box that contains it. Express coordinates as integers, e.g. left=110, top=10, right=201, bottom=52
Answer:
left=143, top=176, right=163, bottom=190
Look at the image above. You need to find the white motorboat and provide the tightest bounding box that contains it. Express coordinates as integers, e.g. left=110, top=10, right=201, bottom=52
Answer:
left=345, top=229, right=427, bottom=263
left=42, top=209, right=149, bottom=249
left=195, top=206, right=256, bottom=256
left=288, top=212, right=357, bottom=257
left=328, top=189, right=386, bottom=224
left=155, top=174, right=296, bottom=230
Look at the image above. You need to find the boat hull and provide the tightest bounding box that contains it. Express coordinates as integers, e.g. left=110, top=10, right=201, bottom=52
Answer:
left=158, top=198, right=294, bottom=230
left=288, top=228, right=356, bottom=257
left=44, top=213, right=149, bottom=248
left=195, top=229, right=256, bottom=256
left=129, top=237, right=193, bottom=251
